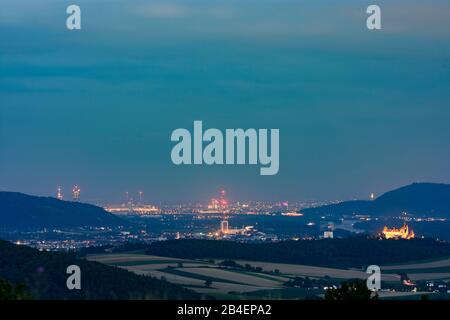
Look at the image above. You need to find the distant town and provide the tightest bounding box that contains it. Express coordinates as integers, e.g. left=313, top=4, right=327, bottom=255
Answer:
left=2, top=186, right=448, bottom=252
left=2, top=183, right=450, bottom=300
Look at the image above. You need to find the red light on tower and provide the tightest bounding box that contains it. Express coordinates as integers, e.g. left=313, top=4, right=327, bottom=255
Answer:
left=219, top=189, right=228, bottom=213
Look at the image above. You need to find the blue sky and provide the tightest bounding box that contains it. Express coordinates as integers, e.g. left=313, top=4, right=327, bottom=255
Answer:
left=1, top=0, right=450, bottom=203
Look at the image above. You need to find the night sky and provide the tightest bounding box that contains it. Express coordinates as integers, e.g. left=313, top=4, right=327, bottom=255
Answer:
left=1, top=0, right=450, bottom=203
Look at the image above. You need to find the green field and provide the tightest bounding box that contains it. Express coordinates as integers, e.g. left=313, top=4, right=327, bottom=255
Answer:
left=162, top=267, right=246, bottom=285
left=109, top=259, right=199, bottom=267
left=88, top=252, right=450, bottom=299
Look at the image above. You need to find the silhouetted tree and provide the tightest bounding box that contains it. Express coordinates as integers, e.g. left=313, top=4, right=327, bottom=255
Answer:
left=0, top=278, right=31, bottom=300
left=325, top=279, right=378, bottom=300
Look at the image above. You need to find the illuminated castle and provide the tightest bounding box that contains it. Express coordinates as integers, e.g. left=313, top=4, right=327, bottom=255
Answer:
left=382, top=223, right=415, bottom=239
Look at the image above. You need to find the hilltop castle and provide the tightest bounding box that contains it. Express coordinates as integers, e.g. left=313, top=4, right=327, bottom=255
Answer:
left=382, top=223, right=415, bottom=239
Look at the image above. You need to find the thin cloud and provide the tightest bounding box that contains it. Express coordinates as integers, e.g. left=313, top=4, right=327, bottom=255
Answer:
left=138, top=3, right=190, bottom=18
left=135, top=2, right=237, bottom=19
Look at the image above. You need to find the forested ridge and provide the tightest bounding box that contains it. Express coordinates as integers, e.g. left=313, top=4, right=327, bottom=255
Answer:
left=145, top=237, right=450, bottom=268
left=0, top=239, right=204, bottom=300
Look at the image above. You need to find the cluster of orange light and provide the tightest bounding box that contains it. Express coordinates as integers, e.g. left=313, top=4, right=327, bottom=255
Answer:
left=382, top=223, right=415, bottom=239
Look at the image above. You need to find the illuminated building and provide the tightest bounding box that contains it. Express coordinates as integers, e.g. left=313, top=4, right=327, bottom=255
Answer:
left=219, top=219, right=248, bottom=236
left=105, top=204, right=160, bottom=215
left=323, top=231, right=334, bottom=239
left=220, top=220, right=229, bottom=234
left=199, top=190, right=229, bottom=214
left=321, top=221, right=334, bottom=239
left=281, top=212, right=303, bottom=216
left=199, top=199, right=220, bottom=214
left=382, top=223, right=415, bottom=239
left=72, top=185, right=80, bottom=202
left=57, top=186, right=63, bottom=200
left=210, top=198, right=220, bottom=210
left=219, top=189, right=228, bottom=213
left=281, top=200, right=303, bottom=216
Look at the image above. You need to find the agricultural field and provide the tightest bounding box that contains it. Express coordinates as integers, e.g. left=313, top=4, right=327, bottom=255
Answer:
left=88, top=253, right=449, bottom=299
left=233, top=260, right=400, bottom=281
left=88, top=253, right=284, bottom=296
left=380, top=257, right=450, bottom=281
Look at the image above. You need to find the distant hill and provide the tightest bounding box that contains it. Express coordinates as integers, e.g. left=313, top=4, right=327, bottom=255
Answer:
left=301, top=183, right=450, bottom=217
left=145, top=237, right=450, bottom=268
left=0, top=239, right=203, bottom=299
left=0, top=192, right=126, bottom=230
